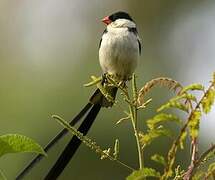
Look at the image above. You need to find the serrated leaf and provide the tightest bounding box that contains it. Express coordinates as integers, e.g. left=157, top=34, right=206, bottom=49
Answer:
left=180, top=84, right=204, bottom=94
left=113, top=139, right=119, bottom=159
left=0, top=170, right=6, bottom=180
left=139, top=127, right=172, bottom=147
left=157, top=101, right=189, bottom=113
left=151, top=154, right=166, bottom=166
left=188, top=110, right=201, bottom=138
left=127, top=167, right=160, bottom=180
left=201, top=88, right=215, bottom=114
left=0, top=134, right=46, bottom=157
left=147, top=113, right=182, bottom=129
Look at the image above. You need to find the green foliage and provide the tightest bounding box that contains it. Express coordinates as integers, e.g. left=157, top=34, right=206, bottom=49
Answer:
left=146, top=113, right=182, bottom=130
left=0, top=134, right=46, bottom=157
left=138, top=77, right=182, bottom=106
left=201, top=87, right=215, bottom=113
left=188, top=110, right=201, bottom=139
left=157, top=101, right=189, bottom=113
left=139, top=127, right=172, bottom=148
left=151, top=154, right=166, bottom=166
left=52, top=115, right=113, bottom=160
left=179, top=83, right=204, bottom=94
left=51, top=72, right=215, bottom=180
left=52, top=115, right=134, bottom=171
left=169, top=93, right=197, bottom=103
left=179, top=131, right=187, bottom=149
left=126, top=168, right=160, bottom=180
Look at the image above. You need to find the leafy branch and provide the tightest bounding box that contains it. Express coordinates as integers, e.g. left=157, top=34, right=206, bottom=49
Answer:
left=51, top=115, right=134, bottom=171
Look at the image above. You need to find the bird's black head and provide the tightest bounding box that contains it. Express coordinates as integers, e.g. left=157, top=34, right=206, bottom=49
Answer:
left=109, top=11, right=133, bottom=22
left=102, top=11, right=134, bottom=25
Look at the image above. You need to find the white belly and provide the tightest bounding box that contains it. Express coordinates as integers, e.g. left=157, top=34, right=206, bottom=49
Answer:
left=99, top=29, right=139, bottom=80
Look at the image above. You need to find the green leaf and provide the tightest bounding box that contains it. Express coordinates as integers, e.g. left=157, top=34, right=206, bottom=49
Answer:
left=147, top=113, right=182, bottom=129
left=179, top=131, right=187, bottom=149
left=151, top=154, right=166, bottom=166
left=0, top=170, right=7, bottom=180
left=0, top=134, right=46, bottom=157
left=139, top=127, right=172, bottom=147
left=201, top=88, right=215, bottom=114
left=171, top=93, right=197, bottom=102
left=180, top=84, right=204, bottom=94
left=188, top=110, right=201, bottom=138
left=157, top=101, right=189, bottom=113
left=127, top=168, right=160, bottom=180
left=113, top=139, right=119, bottom=159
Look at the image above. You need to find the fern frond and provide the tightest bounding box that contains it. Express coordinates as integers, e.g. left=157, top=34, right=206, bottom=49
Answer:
left=179, top=84, right=204, bottom=95
left=138, top=77, right=182, bottom=106
left=146, top=113, right=182, bottom=130
left=201, top=87, right=215, bottom=113
left=157, top=101, right=189, bottom=113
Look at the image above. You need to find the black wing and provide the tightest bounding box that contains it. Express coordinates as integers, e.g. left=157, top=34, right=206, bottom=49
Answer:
left=128, top=27, right=142, bottom=55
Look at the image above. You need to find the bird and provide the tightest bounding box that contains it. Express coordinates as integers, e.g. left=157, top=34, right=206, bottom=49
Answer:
left=16, top=11, right=141, bottom=180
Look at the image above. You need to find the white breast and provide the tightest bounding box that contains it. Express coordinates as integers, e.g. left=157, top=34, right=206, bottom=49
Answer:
left=99, top=21, right=140, bottom=80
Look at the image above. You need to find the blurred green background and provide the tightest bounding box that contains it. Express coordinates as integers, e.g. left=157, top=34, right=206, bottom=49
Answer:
left=0, top=1, right=215, bottom=179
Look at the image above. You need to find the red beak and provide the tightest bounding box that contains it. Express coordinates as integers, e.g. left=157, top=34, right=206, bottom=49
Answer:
left=102, top=16, right=112, bottom=25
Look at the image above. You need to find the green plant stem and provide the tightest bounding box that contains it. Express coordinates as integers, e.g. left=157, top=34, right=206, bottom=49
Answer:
left=106, top=74, right=144, bottom=169
left=129, top=104, right=143, bottom=169
left=126, top=75, right=144, bottom=170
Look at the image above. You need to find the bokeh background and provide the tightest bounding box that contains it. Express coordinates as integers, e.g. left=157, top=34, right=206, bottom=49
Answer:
left=0, top=1, right=215, bottom=179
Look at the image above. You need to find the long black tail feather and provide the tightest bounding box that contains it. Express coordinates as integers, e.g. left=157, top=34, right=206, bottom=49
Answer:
left=44, top=104, right=101, bottom=180
left=15, top=102, right=93, bottom=180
